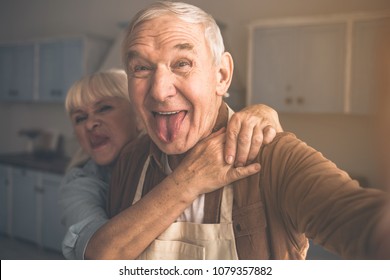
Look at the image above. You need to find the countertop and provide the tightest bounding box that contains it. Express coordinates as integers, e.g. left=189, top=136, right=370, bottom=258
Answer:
left=0, top=152, right=70, bottom=174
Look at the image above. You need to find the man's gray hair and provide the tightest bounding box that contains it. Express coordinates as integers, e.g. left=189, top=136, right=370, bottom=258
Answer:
left=121, top=1, right=225, bottom=71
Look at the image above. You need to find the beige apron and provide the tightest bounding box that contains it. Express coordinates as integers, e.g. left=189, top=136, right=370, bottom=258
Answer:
left=133, top=154, right=239, bottom=260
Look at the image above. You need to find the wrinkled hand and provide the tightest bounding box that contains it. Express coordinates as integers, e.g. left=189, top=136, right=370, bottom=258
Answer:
left=225, top=104, right=283, bottom=167
left=171, top=128, right=261, bottom=197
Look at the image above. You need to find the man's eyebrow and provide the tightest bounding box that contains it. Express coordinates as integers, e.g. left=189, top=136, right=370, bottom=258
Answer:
left=126, top=50, right=141, bottom=61
left=174, top=43, right=194, bottom=51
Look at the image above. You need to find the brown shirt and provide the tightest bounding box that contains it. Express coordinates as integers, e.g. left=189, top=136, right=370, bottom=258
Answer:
left=108, top=103, right=388, bottom=259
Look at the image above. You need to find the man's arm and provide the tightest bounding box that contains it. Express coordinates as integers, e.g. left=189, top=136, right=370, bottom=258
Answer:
left=67, top=104, right=283, bottom=259
left=85, top=130, right=260, bottom=259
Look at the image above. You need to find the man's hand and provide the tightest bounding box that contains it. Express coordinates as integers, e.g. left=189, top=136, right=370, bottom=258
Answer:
left=225, top=104, right=283, bottom=167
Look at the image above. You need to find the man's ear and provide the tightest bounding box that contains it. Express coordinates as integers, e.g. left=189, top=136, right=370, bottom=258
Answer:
left=216, top=52, right=234, bottom=96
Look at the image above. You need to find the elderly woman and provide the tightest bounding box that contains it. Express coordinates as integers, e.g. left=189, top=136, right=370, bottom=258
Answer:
left=59, top=69, right=282, bottom=259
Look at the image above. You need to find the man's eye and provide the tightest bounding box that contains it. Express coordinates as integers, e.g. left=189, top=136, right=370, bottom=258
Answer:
left=129, top=64, right=152, bottom=78
left=134, top=65, right=151, bottom=72
left=173, top=60, right=192, bottom=72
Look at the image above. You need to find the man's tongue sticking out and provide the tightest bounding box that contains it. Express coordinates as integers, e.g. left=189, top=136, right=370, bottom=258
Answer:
left=155, top=111, right=186, bottom=143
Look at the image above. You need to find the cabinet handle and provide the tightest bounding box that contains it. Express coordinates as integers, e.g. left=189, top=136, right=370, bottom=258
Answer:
left=50, top=89, right=63, bottom=97
left=8, top=89, right=19, bottom=97
left=296, top=97, right=305, bottom=105
left=285, top=97, right=293, bottom=105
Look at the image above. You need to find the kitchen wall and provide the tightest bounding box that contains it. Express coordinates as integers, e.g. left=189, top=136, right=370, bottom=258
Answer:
left=0, top=0, right=389, bottom=187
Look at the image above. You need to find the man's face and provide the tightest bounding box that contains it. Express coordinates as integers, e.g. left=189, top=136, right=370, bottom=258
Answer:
left=125, top=15, right=227, bottom=155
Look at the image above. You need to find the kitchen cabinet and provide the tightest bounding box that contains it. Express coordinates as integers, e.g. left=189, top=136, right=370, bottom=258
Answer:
left=0, top=163, right=66, bottom=252
left=38, top=37, right=109, bottom=102
left=40, top=172, right=66, bottom=251
left=249, top=23, right=346, bottom=113
left=248, top=13, right=390, bottom=114
left=0, top=164, right=9, bottom=234
left=350, top=17, right=390, bottom=114
left=0, top=43, right=35, bottom=101
left=11, top=167, right=39, bottom=243
left=0, top=36, right=110, bottom=102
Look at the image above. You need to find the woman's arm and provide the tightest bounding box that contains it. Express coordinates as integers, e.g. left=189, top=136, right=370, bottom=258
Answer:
left=59, top=160, right=110, bottom=259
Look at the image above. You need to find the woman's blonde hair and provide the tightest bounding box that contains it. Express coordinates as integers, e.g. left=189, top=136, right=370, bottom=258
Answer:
left=65, top=69, right=129, bottom=115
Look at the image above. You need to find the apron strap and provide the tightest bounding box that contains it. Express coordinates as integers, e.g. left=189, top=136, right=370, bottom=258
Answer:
left=133, top=155, right=151, bottom=204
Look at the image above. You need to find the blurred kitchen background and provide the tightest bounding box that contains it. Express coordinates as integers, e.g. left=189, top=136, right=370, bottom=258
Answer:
left=0, top=0, right=389, bottom=260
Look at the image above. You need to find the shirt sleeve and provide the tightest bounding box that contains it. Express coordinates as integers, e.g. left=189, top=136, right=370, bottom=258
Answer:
left=59, top=160, right=110, bottom=259
left=265, top=133, right=388, bottom=258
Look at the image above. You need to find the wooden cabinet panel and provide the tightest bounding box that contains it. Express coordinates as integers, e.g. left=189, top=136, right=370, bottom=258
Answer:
left=350, top=17, right=390, bottom=114
left=0, top=36, right=109, bottom=103
left=39, top=39, right=83, bottom=102
left=249, top=22, right=346, bottom=113
left=40, top=172, right=66, bottom=251
left=248, top=13, right=390, bottom=115
left=1, top=164, right=66, bottom=252
left=0, top=165, right=9, bottom=234
left=0, top=44, right=34, bottom=101
left=11, top=167, right=39, bottom=243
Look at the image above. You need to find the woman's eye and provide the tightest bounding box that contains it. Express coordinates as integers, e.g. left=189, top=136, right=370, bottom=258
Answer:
left=98, top=105, right=112, bottom=113
left=74, top=115, right=87, bottom=124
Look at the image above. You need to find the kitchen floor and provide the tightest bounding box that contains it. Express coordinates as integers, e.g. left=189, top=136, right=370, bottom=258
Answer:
left=0, top=234, right=64, bottom=260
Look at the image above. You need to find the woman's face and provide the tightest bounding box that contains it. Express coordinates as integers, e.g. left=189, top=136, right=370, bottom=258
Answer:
left=70, top=96, right=139, bottom=166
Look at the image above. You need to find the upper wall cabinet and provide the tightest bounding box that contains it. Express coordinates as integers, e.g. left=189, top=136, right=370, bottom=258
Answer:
left=248, top=13, right=390, bottom=114
left=350, top=17, right=390, bottom=115
left=249, top=23, right=346, bottom=113
left=0, top=43, right=35, bottom=101
left=0, top=36, right=110, bottom=103
left=38, top=37, right=109, bottom=102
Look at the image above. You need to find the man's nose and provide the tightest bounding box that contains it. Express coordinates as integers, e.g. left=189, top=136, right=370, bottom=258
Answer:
left=149, top=67, right=176, bottom=102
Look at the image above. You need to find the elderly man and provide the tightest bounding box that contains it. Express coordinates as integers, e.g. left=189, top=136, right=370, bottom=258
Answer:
left=105, top=1, right=389, bottom=260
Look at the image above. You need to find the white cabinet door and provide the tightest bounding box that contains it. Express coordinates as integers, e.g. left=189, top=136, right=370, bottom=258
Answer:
left=249, top=22, right=346, bottom=113
left=0, top=44, right=35, bottom=101
left=39, top=39, right=83, bottom=102
left=0, top=165, right=9, bottom=234
left=251, top=26, right=297, bottom=112
left=350, top=17, right=390, bottom=114
left=11, top=167, right=38, bottom=243
left=40, top=172, right=66, bottom=251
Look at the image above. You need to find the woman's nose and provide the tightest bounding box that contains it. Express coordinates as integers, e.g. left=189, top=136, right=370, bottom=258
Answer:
left=85, top=116, right=101, bottom=131
left=149, top=67, right=176, bottom=102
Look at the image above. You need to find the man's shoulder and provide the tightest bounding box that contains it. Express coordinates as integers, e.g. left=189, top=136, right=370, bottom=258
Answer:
left=266, top=131, right=299, bottom=146
left=116, top=133, right=151, bottom=165
left=259, top=131, right=312, bottom=159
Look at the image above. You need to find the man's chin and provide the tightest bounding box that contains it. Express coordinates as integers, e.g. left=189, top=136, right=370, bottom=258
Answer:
left=155, top=138, right=189, bottom=155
